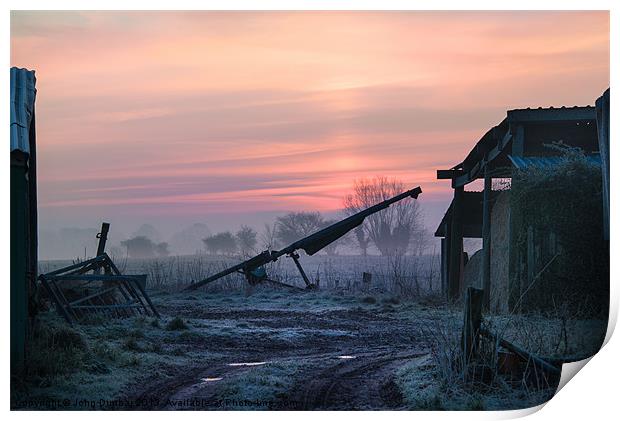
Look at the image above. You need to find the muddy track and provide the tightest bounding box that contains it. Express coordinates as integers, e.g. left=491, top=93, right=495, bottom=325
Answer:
left=120, top=293, right=444, bottom=410
left=288, top=349, right=428, bottom=410
left=125, top=347, right=429, bottom=410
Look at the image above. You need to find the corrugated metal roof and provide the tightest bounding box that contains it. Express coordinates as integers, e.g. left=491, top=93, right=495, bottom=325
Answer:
left=508, top=154, right=601, bottom=170
left=10, top=67, right=37, bottom=155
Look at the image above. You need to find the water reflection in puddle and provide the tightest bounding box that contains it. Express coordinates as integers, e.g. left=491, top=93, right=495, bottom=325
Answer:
left=338, top=355, right=356, bottom=359
left=200, top=377, right=223, bottom=382
left=227, top=362, right=267, bottom=367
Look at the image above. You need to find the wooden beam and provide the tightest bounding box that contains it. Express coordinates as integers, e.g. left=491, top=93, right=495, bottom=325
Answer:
left=480, top=328, right=561, bottom=376
left=437, top=169, right=464, bottom=179
left=42, top=254, right=106, bottom=277
left=482, top=168, right=492, bottom=311
left=507, top=107, right=595, bottom=123
left=448, top=187, right=464, bottom=302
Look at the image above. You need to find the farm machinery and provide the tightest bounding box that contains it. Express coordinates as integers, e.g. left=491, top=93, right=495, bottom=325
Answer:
left=185, top=186, right=422, bottom=291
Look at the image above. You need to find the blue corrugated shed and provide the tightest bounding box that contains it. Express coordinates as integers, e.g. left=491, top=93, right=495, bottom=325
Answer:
left=508, top=154, right=601, bottom=170
left=10, top=67, right=37, bottom=155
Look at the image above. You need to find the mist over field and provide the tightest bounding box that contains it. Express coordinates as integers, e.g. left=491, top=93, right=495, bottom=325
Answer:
left=38, top=200, right=453, bottom=261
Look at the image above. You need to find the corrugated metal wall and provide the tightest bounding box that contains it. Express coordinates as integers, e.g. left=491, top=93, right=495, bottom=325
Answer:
left=10, top=67, right=37, bottom=370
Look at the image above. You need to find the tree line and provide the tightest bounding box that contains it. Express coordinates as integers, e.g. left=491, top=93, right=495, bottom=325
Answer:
left=120, top=176, right=429, bottom=259
left=202, top=176, right=428, bottom=257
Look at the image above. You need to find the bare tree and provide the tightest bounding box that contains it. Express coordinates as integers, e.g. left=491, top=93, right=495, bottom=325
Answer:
left=259, top=222, right=278, bottom=250
left=275, top=211, right=324, bottom=245
left=409, top=227, right=432, bottom=256
left=236, top=225, right=257, bottom=257
left=344, top=176, right=423, bottom=256
left=354, top=225, right=370, bottom=256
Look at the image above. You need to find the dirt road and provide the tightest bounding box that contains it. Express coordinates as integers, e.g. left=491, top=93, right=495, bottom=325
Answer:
left=124, top=290, right=448, bottom=410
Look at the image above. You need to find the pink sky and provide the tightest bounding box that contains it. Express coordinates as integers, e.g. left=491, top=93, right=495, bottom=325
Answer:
left=11, top=11, right=609, bottom=235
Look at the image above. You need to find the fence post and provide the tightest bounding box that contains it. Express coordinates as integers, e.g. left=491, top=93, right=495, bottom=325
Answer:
left=461, top=287, right=484, bottom=367
left=362, top=272, right=372, bottom=292
left=95, top=222, right=110, bottom=275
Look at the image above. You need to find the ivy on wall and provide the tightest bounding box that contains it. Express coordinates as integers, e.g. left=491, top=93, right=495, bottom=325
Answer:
left=509, top=145, right=609, bottom=318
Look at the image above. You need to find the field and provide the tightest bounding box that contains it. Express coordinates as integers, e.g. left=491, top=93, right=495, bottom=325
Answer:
left=14, top=254, right=606, bottom=411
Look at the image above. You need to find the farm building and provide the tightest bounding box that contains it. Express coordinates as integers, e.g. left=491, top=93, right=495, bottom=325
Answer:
left=10, top=67, right=38, bottom=368
left=436, top=89, right=610, bottom=315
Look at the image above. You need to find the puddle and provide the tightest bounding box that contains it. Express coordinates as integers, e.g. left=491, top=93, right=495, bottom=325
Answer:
left=337, top=355, right=356, bottom=359
left=227, top=362, right=267, bottom=367
left=200, top=377, right=223, bottom=382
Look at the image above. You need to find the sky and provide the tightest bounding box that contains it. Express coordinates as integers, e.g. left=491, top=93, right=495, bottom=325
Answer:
left=10, top=11, right=609, bottom=244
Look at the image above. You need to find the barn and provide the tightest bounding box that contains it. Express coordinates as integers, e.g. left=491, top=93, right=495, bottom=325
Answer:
left=435, top=89, right=610, bottom=315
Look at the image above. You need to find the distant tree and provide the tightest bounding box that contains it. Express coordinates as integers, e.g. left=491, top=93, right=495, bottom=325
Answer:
left=259, top=222, right=279, bottom=250
left=354, top=225, right=371, bottom=256
left=169, top=223, right=211, bottom=255
left=236, top=225, right=257, bottom=257
left=275, top=211, right=324, bottom=246
left=203, top=232, right=237, bottom=255
left=344, top=176, right=423, bottom=256
left=121, top=236, right=155, bottom=258
left=409, top=228, right=433, bottom=257
left=132, top=224, right=162, bottom=243
left=155, top=242, right=171, bottom=257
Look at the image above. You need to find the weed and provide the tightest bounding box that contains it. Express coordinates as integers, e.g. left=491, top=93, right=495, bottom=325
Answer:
left=122, top=337, right=144, bottom=352
left=361, top=296, right=377, bottom=304
left=382, top=296, right=401, bottom=305
left=165, top=317, right=189, bottom=331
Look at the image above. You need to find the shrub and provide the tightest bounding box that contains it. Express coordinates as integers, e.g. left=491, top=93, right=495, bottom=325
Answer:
left=165, top=317, right=189, bottom=331
left=361, top=296, right=377, bottom=304
left=382, top=296, right=401, bottom=305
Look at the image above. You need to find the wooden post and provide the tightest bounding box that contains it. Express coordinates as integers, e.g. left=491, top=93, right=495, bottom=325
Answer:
left=440, top=238, right=447, bottom=298
left=96, top=222, right=110, bottom=256
left=95, top=222, right=110, bottom=275
left=448, top=187, right=464, bottom=302
left=507, top=123, right=524, bottom=312
left=461, top=287, right=484, bottom=366
left=482, top=167, right=492, bottom=311
left=362, top=272, right=372, bottom=292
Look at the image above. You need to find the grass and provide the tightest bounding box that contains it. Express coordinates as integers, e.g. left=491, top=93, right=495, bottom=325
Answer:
left=122, top=337, right=144, bottom=352
left=14, top=285, right=588, bottom=411
left=22, top=319, right=90, bottom=379
left=11, top=311, right=195, bottom=410
left=217, top=361, right=304, bottom=410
